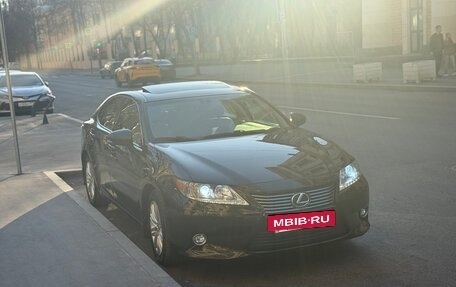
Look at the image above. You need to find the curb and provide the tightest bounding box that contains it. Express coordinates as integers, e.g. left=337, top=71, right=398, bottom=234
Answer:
left=44, top=170, right=181, bottom=287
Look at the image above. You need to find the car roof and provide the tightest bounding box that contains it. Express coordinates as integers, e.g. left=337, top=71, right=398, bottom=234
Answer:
left=123, top=57, right=153, bottom=61
left=138, top=81, right=247, bottom=102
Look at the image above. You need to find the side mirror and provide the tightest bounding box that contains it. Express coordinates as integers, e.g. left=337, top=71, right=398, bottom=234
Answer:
left=107, top=129, right=133, bottom=146
left=44, top=81, right=49, bottom=87
left=290, top=112, right=306, bottom=127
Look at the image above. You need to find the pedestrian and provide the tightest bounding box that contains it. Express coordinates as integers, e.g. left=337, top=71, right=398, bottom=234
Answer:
left=429, top=25, right=444, bottom=76
left=442, top=32, right=456, bottom=76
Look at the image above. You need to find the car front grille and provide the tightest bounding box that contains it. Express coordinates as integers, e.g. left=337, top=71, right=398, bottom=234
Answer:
left=251, top=185, right=336, bottom=215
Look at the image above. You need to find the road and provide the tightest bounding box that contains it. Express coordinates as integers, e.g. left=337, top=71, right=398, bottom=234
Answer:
left=44, top=71, right=456, bottom=286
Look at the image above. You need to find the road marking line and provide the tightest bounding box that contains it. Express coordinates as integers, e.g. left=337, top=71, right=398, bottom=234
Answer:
left=44, top=171, right=74, bottom=192
left=56, top=113, right=83, bottom=124
left=279, top=106, right=400, bottom=120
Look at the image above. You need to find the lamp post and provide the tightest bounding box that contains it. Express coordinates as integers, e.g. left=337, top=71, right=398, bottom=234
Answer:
left=0, top=0, right=22, bottom=174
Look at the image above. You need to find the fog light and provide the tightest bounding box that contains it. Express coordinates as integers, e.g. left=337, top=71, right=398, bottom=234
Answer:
left=192, top=233, right=207, bottom=246
left=359, top=208, right=368, bottom=218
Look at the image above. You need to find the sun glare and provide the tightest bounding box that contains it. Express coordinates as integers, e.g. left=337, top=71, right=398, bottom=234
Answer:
left=30, top=0, right=168, bottom=70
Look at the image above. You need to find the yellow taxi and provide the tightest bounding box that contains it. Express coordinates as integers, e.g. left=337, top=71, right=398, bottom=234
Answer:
left=114, top=57, right=161, bottom=87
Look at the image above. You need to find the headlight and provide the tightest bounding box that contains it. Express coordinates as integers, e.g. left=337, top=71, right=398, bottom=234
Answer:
left=38, top=91, right=53, bottom=100
left=175, top=179, right=249, bottom=205
left=339, top=162, right=361, bottom=191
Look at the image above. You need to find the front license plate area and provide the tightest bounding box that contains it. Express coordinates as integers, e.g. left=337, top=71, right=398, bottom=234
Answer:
left=267, top=210, right=336, bottom=233
left=18, top=102, right=34, bottom=107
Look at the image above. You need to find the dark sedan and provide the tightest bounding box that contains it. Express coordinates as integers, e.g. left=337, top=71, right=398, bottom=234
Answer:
left=0, top=71, right=55, bottom=114
left=81, top=81, right=369, bottom=265
left=99, top=61, right=122, bottom=79
left=154, top=59, right=176, bottom=81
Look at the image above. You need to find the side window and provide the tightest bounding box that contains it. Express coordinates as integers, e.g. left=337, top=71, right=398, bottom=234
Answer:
left=116, top=99, right=143, bottom=146
left=98, top=99, right=118, bottom=130
left=98, top=96, right=128, bottom=131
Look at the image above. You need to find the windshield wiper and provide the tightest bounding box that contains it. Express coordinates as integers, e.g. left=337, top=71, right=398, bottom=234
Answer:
left=154, top=136, right=196, bottom=143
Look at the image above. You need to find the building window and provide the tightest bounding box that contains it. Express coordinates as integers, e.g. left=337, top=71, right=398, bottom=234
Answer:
left=410, top=0, right=423, bottom=53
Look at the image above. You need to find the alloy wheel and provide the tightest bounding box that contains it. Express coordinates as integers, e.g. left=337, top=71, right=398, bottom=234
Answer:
left=149, top=201, right=164, bottom=256
left=85, top=161, right=96, bottom=201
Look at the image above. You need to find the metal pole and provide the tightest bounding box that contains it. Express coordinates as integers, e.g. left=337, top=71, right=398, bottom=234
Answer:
left=0, top=1, right=22, bottom=174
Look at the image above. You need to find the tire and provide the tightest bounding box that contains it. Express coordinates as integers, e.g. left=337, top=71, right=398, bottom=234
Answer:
left=84, top=159, right=106, bottom=207
left=146, top=192, right=180, bottom=266
left=115, top=76, right=122, bottom=87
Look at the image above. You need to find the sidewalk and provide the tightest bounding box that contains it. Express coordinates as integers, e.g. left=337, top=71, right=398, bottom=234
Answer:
left=0, top=114, right=81, bottom=180
left=174, top=60, right=456, bottom=92
left=0, top=114, right=180, bottom=287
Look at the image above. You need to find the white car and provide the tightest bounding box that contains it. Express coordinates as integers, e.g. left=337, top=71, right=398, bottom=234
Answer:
left=0, top=71, right=55, bottom=114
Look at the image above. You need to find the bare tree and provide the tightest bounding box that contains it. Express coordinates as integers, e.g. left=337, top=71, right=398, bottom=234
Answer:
left=3, top=0, right=38, bottom=66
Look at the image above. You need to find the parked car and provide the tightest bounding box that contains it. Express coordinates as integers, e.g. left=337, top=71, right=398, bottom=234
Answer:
left=100, top=61, right=122, bottom=79
left=154, top=59, right=176, bottom=81
left=0, top=71, right=55, bottom=114
left=81, top=81, right=369, bottom=265
left=114, top=57, right=161, bottom=87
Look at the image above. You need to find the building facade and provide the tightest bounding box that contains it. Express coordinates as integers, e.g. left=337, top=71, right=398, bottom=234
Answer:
left=361, top=0, right=456, bottom=56
left=18, top=0, right=456, bottom=70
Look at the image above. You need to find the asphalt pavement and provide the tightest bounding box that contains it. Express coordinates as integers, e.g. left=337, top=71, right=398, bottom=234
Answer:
left=0, top=114, right=180, bottom=287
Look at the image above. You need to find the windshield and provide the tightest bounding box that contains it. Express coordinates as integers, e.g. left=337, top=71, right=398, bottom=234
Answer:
left=154, top=59, right=172, bottom=65
left=134, top=59, right=155, bottom=65
left=0, top=74, right=43, bottom=88
left=146, top=93, right=290, bottom=142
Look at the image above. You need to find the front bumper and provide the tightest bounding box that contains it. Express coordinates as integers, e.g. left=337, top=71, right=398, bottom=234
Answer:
left=163, top=177, right=369, bottom=259
left=0, top=96, right=55, bottom=114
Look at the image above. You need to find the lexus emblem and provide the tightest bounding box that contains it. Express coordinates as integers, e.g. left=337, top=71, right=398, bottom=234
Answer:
left=291, top=192, right=310, bottom=208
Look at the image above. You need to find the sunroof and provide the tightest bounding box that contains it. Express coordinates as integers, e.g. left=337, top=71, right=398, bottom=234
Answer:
left=142, top=81, right=232, bottom=94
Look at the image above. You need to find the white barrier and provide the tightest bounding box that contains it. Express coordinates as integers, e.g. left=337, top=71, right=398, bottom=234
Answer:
left=402, top=60, right=436, bottom=84
left=353, top=62, right=383, bottom=83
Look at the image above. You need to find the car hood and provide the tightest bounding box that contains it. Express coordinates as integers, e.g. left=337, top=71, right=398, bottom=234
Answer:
left=151, top=128, right=354, bottom=188
left=0, top=86, right=49, bottom=98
